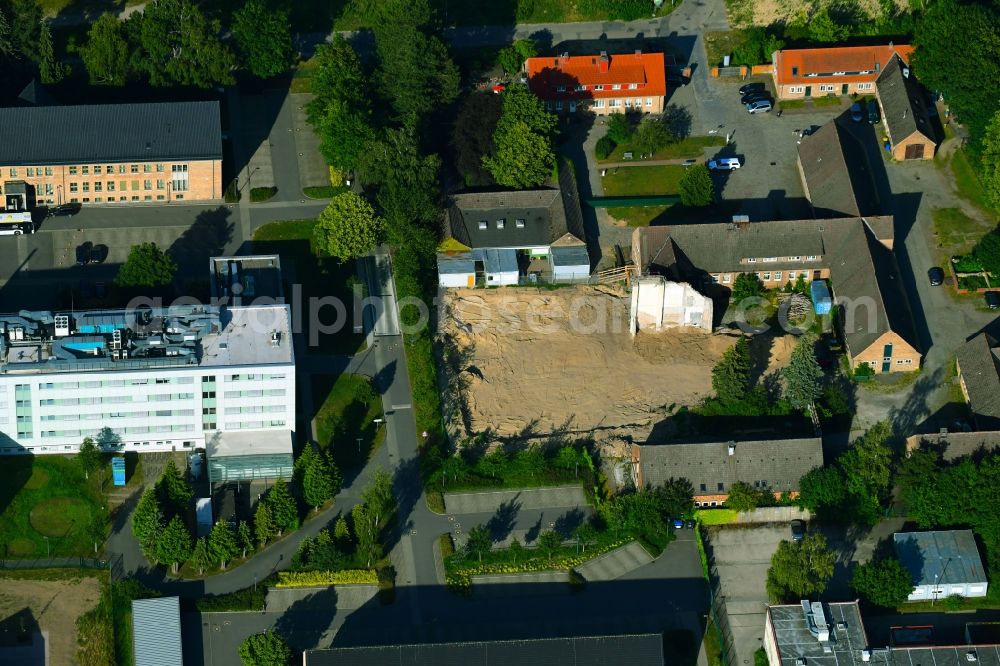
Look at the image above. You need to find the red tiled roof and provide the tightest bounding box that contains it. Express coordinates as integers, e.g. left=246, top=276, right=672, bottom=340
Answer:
left=525, top=52, right=667, bottom=101
left=774, top=44, right=913, bottom=86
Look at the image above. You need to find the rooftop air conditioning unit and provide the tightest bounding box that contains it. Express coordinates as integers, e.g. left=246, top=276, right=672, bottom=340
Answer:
left=727, top=442, right=736, bottom=456
left=862, top=650, right=871, bottom=663
left=967, top=652, right=978, bottom=662
left=796, top=659, right=807, bottom=666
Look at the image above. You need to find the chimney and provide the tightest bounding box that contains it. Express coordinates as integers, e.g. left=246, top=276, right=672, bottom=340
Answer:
left=598, top=51, right=610, bottom=73
left=727, top=442, right=736, bottom=456
left=902, top=66, right=910, bottom=78
left=635, top=49, right=642, bottom=55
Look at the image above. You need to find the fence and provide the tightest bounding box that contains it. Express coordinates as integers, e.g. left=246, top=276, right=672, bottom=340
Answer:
left=709, top=565, right=739, bottom=666
left=0, top=556, right=111, bottom=572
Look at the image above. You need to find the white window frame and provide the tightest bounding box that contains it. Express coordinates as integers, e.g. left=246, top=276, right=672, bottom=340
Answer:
left=594, top=84, right=604, bottom=91
left=629, top=83, right=638, bottom=90
left=746, top=258, right=757, bottom=263
left=646, top=97, right=653, bottom=107
left=594, top=99, right=605, bottom=108
left=722, top=274, right=731, bottom=284
left=609, top=99, right=621, bottom=108
left=774, top=271, right=782, bottom=281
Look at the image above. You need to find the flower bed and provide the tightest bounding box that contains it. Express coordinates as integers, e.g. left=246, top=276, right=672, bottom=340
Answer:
left=274, top=569, right=377, bottom=588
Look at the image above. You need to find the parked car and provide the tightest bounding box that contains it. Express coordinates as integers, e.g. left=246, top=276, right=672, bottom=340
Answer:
left=672, top=518, right=684, bottom=529
left=928, top=266, right=945, bottom=286
left=986, top=292, right=1000, bottom=309
left=739, top=82, right=764, bottom=96
left=94, top=281, right=108, bottom=299
left=685, top=519, right=696, bottom=529
left=746, top=99, right=773, bottom=114
left=850, top=103, right=864, bottom=122
left=868, top=100, right=881, bottom=124
left=741, top=90, right=770, bottom=104
left=708, top=157, right=742, bottom=171
left=791, top=519, right=805, bottom=543
left=49, top=203, right=81, bottom=217
left=91, top=244, right=109, bottom=264
left=76, top=241, right=93, bottom=266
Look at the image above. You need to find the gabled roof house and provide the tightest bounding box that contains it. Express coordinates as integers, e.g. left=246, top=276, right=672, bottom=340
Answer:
left=525, top=51, right=667, bottom=115
left=797, top=120, right=882, bottom=219
left=956, top=333, right=1000, bottom=430
left=437, top=170, right=588, bottom=288
left=771, top=44, right=912, bottom=100
left=875, top=53, right=936, bottom=160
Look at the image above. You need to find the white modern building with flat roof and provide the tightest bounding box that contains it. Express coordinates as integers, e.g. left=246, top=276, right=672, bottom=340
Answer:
left=0, top=302, right=295, bottom=456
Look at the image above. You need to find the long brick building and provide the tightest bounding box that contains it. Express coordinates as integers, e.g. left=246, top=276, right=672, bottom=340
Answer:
left=0, top=101, right=222, bottom=207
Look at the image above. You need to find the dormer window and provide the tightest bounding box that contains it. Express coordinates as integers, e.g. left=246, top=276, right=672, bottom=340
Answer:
left=496, top=219, right=505, bottom=229
left=833, top=71, right=846, bottom=76
left=478, top=220, right=488, bottom=230
left=515, top=219, right=525, bottom=228
left=575, top=84, right=586, bottom=91
left=792, top=66, right=798, bottom=76
left=612, top=84, right=621, bottom=90
left=629, top=83, right=638, bottom=89
left=594, top=84, right=604, bottom=91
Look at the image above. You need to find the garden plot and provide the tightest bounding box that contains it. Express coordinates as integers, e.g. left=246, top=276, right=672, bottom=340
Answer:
left=0, top=576, right=101, bottom=666
left=440, top=286, right=738, bottom=440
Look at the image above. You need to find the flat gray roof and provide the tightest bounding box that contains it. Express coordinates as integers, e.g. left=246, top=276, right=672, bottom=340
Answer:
left=132, top=597, right=182, bottom=666
left=210, top=255, right=284, bottom=301
left=894, top=530, right=987, bottom=587
left=768, top=602, right=881, bottom=666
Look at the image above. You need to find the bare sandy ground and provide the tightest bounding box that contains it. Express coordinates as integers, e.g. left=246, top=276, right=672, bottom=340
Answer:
left=440, top=286, right=740, bottom=439
left=0, top=576, right=101, bottom=665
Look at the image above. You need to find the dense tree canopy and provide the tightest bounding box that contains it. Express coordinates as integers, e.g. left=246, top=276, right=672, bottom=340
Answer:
left=307, top=37, right=374, bottom=171
left=724, top=481, right=768, bottom=513
left=981, top=109, right=1000, bottom=210
left=233, top=0, right=295, bottom=79
left=451, top=91, right=503, bottom=187
left=782, top=335, right=823, bottom=411
left=498, top=38, right=537, bottom=74
left=712, top=337, right=751, bottom=405
left=361, top=128, right=442, bottom=229
left=313, top=191, right=385, bottom=262
left=483, top=85, right=558, bottom=188
left=115, top=242, right=177, bottom=288
left=239, top=631, right=292, bottom=666
left=766, top=533, right=835, bottom=602
left=679, top=163, right=715, bottom=206
left=838, top=421, right=894, bottom=524
left=81, top=13, right=131, bottom=86
left=852, top=557, right=914, bottom=608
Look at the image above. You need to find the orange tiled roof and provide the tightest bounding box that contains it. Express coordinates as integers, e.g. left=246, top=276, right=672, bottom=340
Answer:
left=525, top=52, right=667, bottom=101
left=774, top=44, right=913, bottom=86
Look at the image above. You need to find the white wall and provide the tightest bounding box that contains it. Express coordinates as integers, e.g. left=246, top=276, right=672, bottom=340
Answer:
left=908, top=582, right=989, bottom=601
left=440, top=272, right=473, bottom=288
left=486, top=271, right=519, bottom=286
left=552, top=263, right=589, bottom=280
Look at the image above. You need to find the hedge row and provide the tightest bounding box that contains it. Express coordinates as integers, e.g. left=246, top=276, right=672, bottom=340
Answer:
left=445, top=539, right=628, bottom=589
left=274, top=569, right=378, bottom=587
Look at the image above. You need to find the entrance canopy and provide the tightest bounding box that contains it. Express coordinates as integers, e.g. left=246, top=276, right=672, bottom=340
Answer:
left=206, top=430, right=294, bottom=483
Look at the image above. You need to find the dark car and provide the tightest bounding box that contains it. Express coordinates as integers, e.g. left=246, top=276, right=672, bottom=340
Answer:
left=791, top=519, right=805, bottom=543
left=739, top=82, right=764, bottom=96
left=94, top=281, right=108, bottom=299
left=49, top=203, right=81, bottom=217
left=76, top=241, right=93, bottom=266
left=91, top=244, right=109, bottom=264
left=986, top=292, right=1000, bottom=310
left=741, top=91, right=770, bottom=105
left=868, top=100, right=881, bottom=124
left=850, top=103, right=864, bottom=122
left=685, top=519, right=696, bottom=529
left=928, top=266, right=945, bottom=286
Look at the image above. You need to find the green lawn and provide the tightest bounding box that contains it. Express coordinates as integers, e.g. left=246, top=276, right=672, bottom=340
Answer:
left=252, top=219, right=366, bottom=355
left=704, top=30, right=750, bottom=67
left=696, top=508, right=739, bottom=525
left=0, top=456, right=107, bottom=558
left=812, top=95, right=844, bottom=107
left=603, top=164, right=686, bottom=226
left=303, top=186, right=345, bottom=199
left=950, top=148, right=998, bottom=215
left=312, top=374, right=385, bottom=470
left=932, top=207, right=991, bottom=253
left=600, top=136, right=727, bottom=163
left=249, top=186, right=277, bottom=202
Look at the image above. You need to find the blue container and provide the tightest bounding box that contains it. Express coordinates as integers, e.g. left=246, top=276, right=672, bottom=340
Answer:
left=112, top=457, right=126, bottom=486
left=810, top=280, right=832, bottom=315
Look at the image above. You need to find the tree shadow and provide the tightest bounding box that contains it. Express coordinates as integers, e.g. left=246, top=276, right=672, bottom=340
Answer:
left=486, top=499, right=522, bottom=542
left=272, top=587, right=341, bottom=653
left=553, top=508, right=586, bottom=538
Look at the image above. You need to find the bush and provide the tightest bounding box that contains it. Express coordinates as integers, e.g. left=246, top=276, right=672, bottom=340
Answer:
left=195, top=585, right=267, bottom=612
left=224, top=179, right=241, bottom=203
left=953, top=256, right=985, bottom=272
left=579, top=0, right=654, bottom=21
left=732, top=273, right=765, bottom=301
left=606, top=112, right=632, bottom=144
left=274, top=569, right=378, bottom=587
left=595, top=136, right=616, bottom=160
left=250, top=186, right=278, bottom=202
left=303, top=185, right=340, bottom=199
left=853, top=362, right=875, bottom=381
left=972, top=232, right=1000, bottom=275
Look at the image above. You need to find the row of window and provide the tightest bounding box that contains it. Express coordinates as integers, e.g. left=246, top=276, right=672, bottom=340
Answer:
left=10, top=163, right=187, bottom=178
left=745, top=255, right=819, bottom=264
left=39, top=424, right=194, bottom=438
left=39, top=377, right=195, bottom=389
left=556, top=82, right=642, bottom=92
left=786, top=82, right=872, bottom=94
left=227, top=373, right=287, bottom=381
left=67, top=195, right=181, bottom=203
left=39, top=409, right=196, bottom=421
left=38, top=393, right=196, bottom=405
left=69, top=180, right=174, bottom=193
left=220, top=389, right=286, bottom=399
left=224, top=405, right=287, bottom=415
left=712, top=270, right=814, bottom=284
left=224, top=420, right=287, bottom=430
left=545, top=98, right=656, bottom=112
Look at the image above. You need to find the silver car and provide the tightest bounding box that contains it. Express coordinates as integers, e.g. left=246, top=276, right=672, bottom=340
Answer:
left=747, top=99, right=773, bottom=114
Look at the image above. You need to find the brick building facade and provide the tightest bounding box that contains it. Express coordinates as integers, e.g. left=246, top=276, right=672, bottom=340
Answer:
left=525, top=51, right=667, bottom=115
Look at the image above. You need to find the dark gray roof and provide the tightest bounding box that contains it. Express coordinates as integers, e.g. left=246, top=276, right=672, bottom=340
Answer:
left=132, top=597, right=182, bottom=666
left=0, top=101, right=222, bottom=166
left=667, top=220, right=826, bottom=267
left=876, top=55, right=935, bottom=147
left=551, top=245, right=590, bottom=267
left=444, top=180, right=585, bottom=251
left=908, top=430, right=1000, bottom=462
left=797, top=120, right=881, bottom=218
left=956, top=333, right=1000, bottom=430
left=636, top=437, right=823, bottom=493
left=304, top=634, right=665, bottom=666
left=894, top=530, right=987, bottom=587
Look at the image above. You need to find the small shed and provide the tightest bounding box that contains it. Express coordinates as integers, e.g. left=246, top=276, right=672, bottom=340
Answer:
left=438, top=253, right=476, bottom=288
left=894, top=530, right=988, bottom=601
left=474, top=248, right=518, bottom=286
left=132, top=597, right=183, bottom=666
left=810, top=280, right=832, bottom=315
left=550, top=245, right=591, bottom=281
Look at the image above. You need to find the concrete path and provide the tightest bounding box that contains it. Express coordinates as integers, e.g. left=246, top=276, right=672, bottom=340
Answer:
left=471, top=571, right=570, bottom=595
left=264, top=585, right=377, bottom=613
left=574, top=541, right=653, bottom=582
left=444, top=486, right=588, bottom=514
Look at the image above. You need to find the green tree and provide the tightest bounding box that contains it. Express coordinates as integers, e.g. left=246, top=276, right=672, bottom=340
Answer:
left=361, top=128, right=442, bottom=228
left=301, top=447, right=341, bottom=511
left=352, top=503, right=382, bottom=566
left=731, top=27, right=785, bottom=66
left=724, top=481, right=765, bottom=513
left=239, top=631, right=292, bottom=666
left=77, top=437, right=101, bottom=480
left=132, top=488, right=163, bottom=552
left=732, top=273, right=765, bottom=301
left=86, top=510, right=110, bottom=555
left=606, top=112, right=633, bottom=144
left=896, top=449, right=941, bottom=518
left=796, top=466, right=848, bottom=517
left=808, top=7, right=849, bottom=43
left=508, top=537, right=524, bottom=564
left=575, top=523, right=598, bottom=553
left=232, top=0, right=294, bottom=79
left=766, top=533, right=835, bottom=602
left=465, top=525, right=492, bottom=562
left=362, top=469, right=396, bottom=533
left=37, top=22, right=68, bottom=84
left=498, top=38, right=537, bottom=74
left=208, top=521, right=239, bottom=569
left=451, top=91, right=503, bottom=187
left=81, top=13, right=130, bottom=85
left=154, top=515, right=192, bottom=573
left=783, top=335, right=823, bottom=411
left=484, top=120, right=555, bottom=188
left=254, top=502, right=276, bottom=547
left=127, top=0, right=236, bottom=88
left=553, top=446, right=582, bottom=478
left=3, top=0, right=41, bottom=61
left=237, top=520, right=253, bottom=559
left=982, top=108, right=1000, bottom=209
left=851, top=557, right=914, bottom=608
left=538, top=529, right=563, bottom=561
left=712, top=337, right=751, bottom=404
left=191, top=537, right=211, bottom=575
left=307, top=37, right=373, bottom=171
left=313, top=192, right=384, bottom=262
left=913, top=0, right=1000, bottom=147
left=837, top=421, right=894, bottom=524
left=156, top=459, right=192, bottom=521
left=595, top=136, right=616, bottom=160
left=475, top=450, right=507, bottom=480
left=633, top=115, right=673, bottom=155
left=679, top=163, right=715, bottom=206
left=655, top=477, right=695, bottom=519
left=371, top=0, right=459, bottom=125
left=115, top=242, right=176, bottom=288
left=972, top=231, right=1000, bottom=277
left=265, top=479, right=299, bottom=534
